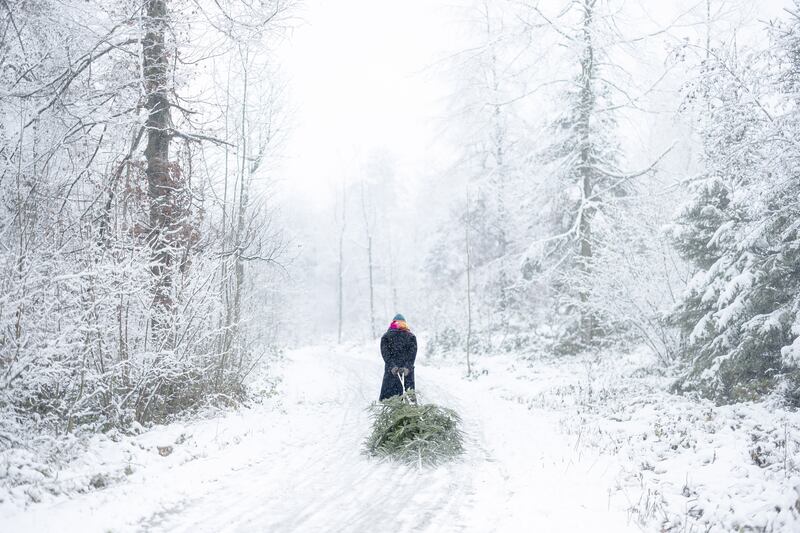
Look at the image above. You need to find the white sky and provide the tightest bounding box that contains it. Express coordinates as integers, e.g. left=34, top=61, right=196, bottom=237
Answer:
left=273, top=0, right=793, bottom=211
left=274, top=0, right=465, bottom=208
left=270, top=0, right=794, bottom=335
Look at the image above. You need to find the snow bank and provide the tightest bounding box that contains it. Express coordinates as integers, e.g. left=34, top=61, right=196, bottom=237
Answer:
left=434, top=346, right=800, bottom=532
left=0, top=361, right=284, bottom=531
left=5, top=343, right=797, bottom=532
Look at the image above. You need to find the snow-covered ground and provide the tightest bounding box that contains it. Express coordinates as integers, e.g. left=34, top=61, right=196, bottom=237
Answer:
left=2, top=344, right=798, bottom=532
left=449, top=347, right=800, bottom=532
left=2, top=344, right=639, bottom=532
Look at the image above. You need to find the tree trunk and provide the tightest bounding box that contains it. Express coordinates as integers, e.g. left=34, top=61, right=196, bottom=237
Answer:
left=337, top=183, right=346, bottom=344
left=361, top=181, right=376, bottom=339
left=388, top=240, right=398, bottom=312
left=367, top=235, right=376, bottom=338
left=218, top=60, right=233, bottom=384
left=143, top=0, right=174, bottom=342
left=231, top=58, right=250, bottom=366
left=465, top=186, right=473, bottom=377
left=577, top=0, right=596, bottom=346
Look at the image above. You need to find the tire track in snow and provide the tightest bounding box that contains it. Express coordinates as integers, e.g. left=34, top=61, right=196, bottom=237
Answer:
left=136, top=345, right=635, bottom=533
left=139, top=346, right=495, bottom=533
left=262, top=350, right=482, bottom=533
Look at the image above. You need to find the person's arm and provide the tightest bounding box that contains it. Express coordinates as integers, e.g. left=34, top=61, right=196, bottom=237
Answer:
left=382, top=335, right=400, bottom=373
left=408, top=334, right=417, bottom=369
left=380, top=335, right=390, bottom=366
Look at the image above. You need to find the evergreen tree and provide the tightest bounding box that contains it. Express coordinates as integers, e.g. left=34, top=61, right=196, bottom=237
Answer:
left=423, top=0, right=533, bottom=355
left=526, top=0, right=631, bottom=353
left=671, top=16, right=800, bottom=404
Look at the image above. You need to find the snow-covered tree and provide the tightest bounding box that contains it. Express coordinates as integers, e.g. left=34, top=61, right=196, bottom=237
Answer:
left=670, top=11, right=800, bottom=404
left=423, top=0, right=538, bottom=357
left=0, top=0, right=294, bottom=436
left=523, top=0, right=645, bottom=353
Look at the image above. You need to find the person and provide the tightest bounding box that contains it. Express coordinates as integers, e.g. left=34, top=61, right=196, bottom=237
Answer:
left=379, top=313, right=417, bottom=401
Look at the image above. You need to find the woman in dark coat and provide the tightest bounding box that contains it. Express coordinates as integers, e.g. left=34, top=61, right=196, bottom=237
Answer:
left=379, top=314, right=417, bottom=400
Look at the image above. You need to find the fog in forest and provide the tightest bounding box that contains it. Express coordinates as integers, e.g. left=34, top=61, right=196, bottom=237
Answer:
left=276, top=0, right=791, bottom=349
left=4, top=1, right=800, bottom=531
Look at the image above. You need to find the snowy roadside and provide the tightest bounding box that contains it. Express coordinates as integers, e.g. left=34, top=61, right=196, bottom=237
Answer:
left=6, top=341, right=793, bottom=532
left=2, top=343, right=640, bottom=533
left=426, top=346, right=800, bottom=532
left=0, top=357, right=285, bottom=530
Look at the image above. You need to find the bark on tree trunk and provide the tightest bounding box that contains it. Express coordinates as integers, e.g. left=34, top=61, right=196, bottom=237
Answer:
left=577, top=0, right=596, bottom=346
left=367, top=235, right=376, bottom=339
left=337, top=183, right=346, bottom=344
left=231, top=60, right=249, bottom=364
left=143, top=0, right=174, bottom=342
left=361, top=181, right=376, bottom=339
left=218, top=61, right=233, bottom=384
left=465, top=185, right=473, bottom=377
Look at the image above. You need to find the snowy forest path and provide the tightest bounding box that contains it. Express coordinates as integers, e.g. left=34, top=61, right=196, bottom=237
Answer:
left=4, top=345, right=638, bottom=532
left=139, top=345, right=638, bottom=533
left=139, top=345, right=495, bottom=532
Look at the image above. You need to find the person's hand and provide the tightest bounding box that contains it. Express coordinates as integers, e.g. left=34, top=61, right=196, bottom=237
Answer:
left=391, top=366, right=399, bottom=376
left=399, top=367, right=409, bottom=377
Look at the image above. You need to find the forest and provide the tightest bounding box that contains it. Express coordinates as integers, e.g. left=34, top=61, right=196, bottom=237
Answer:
left=1, top=0, right=293, bottom=432
left=2, top=0, right=800, bottom=531
left=298, top=0, right=800, bottom=406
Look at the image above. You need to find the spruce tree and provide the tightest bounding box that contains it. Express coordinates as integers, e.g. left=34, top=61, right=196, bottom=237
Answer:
left=671, top=16, right=800, bottom=405
left=527, top=0, right=630, bottom=353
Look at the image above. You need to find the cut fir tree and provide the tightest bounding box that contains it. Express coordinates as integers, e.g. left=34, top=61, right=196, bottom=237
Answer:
left=364, top=390, right=464, bottom=466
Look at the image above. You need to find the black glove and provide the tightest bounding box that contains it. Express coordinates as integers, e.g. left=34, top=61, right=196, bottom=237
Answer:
left=399, top=367, right=409, bottom=377
left=391, top=366, right=399, bottom=376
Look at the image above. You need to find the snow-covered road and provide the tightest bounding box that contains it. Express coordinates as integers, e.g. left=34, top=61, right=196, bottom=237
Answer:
left=4, top=346, right=638, bottom=532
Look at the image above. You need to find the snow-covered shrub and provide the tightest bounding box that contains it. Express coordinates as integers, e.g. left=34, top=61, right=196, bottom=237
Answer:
left=425, top=326, right=464, bottom=358
left=0, top=0, right=287, bottom=440
left=515, top=349, right=800, bottom=532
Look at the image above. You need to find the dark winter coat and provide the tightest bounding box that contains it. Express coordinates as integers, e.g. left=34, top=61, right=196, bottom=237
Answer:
left=378, top=328, right=417, bottom=400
